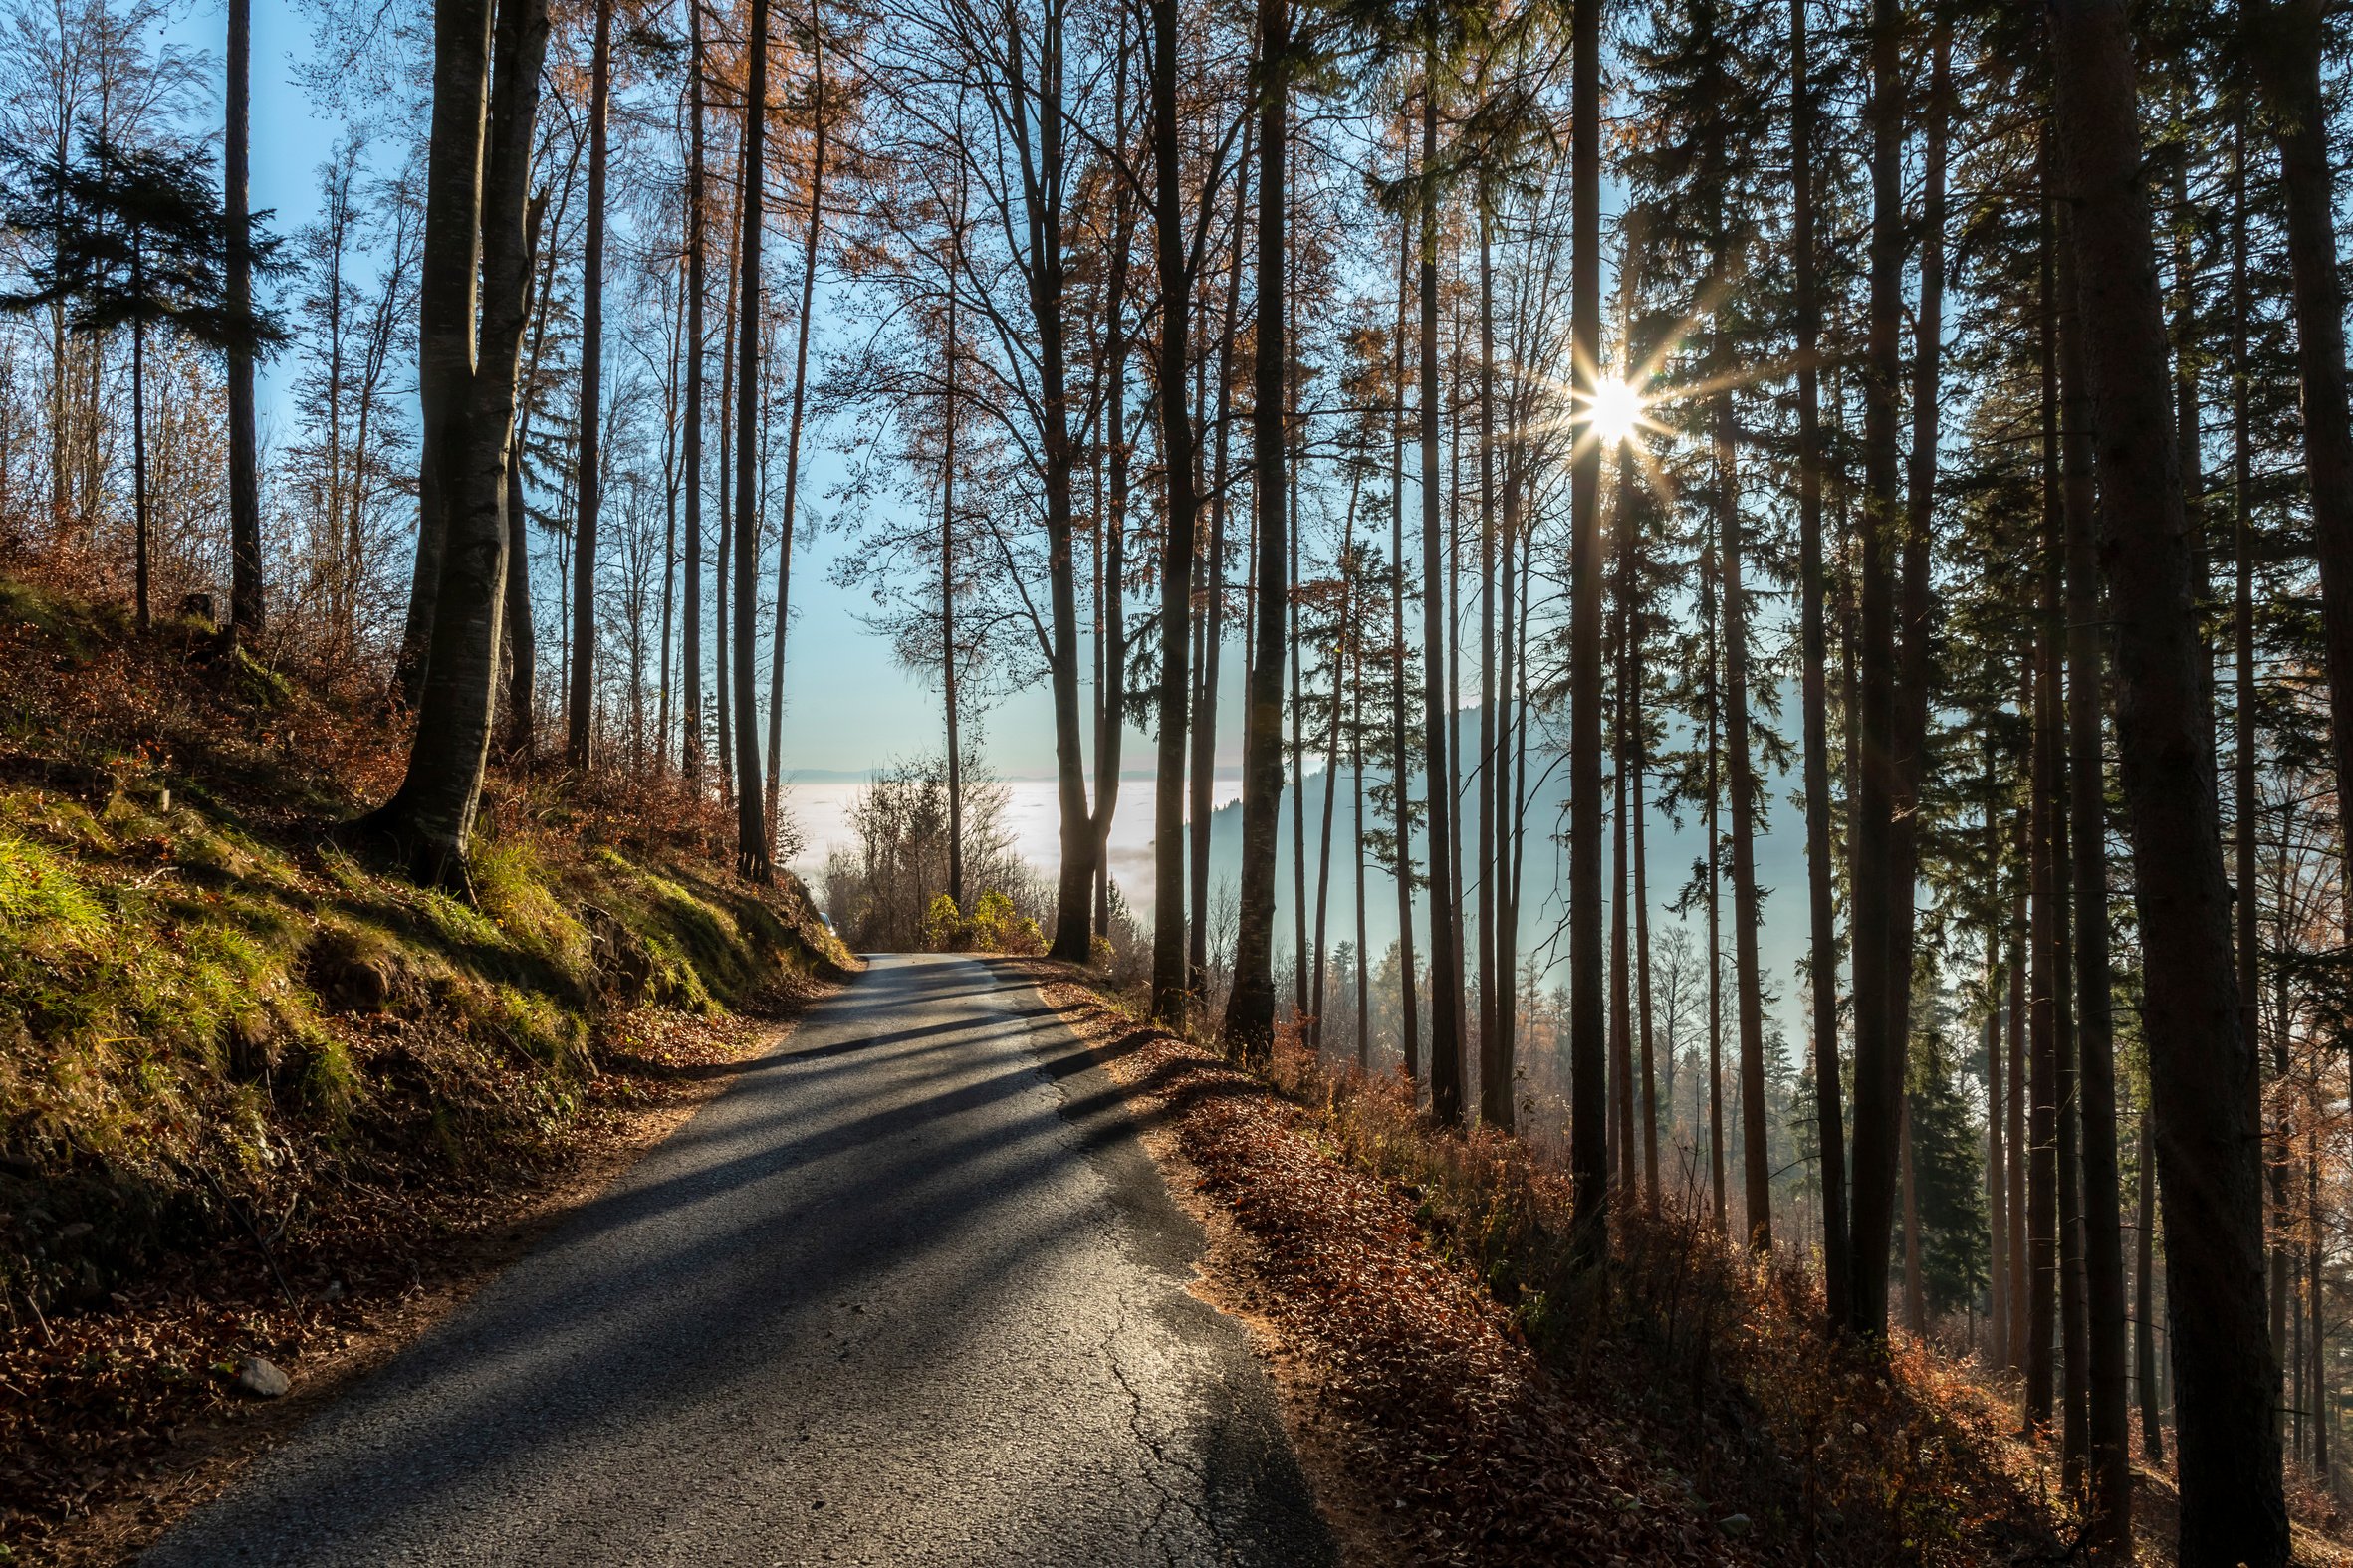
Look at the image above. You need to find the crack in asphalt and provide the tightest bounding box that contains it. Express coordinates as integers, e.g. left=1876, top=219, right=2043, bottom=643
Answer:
left=143, top=954, right=1331, bottom=1567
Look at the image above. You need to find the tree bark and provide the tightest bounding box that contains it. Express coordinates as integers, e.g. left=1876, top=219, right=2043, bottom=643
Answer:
left=225, top=0, right=261, bottom=638
left=362, top=0, right=547, bottom=884
left=765, top=1, right=825, bottom=850
left=1146, top=0, right=1197, bottom=1022
left=1790, top=0, right=1845, bottom=1323
left=1567, top=0, right=1605, bottom=1262
left=567, top=0, right=612, bottom=769
left=2138, top=1110, right=2165, bottom=1458
left=1388, top=189, right=1419, bottom=1084
left=2052, top=1, right=2289, bottom=1559
left=681, top=0, right=707, bottom=789
left=1845, top=0, right=1904, bottom=1341
left=1221, top=0, right=1290, bottom=1054
left=731, top=0, right=770, bottom=881
left=1413, top=53, right=1463, bottom=1116
left=2059, top=197, right=2133, bottom=1552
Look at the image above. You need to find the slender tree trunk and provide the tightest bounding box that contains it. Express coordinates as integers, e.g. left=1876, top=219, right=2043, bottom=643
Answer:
left=1311, top=520, right=1350, bottom=1052
left=1566, top=0, right=1604, bottom=1262
left=1790, top=0, right=1846, bottom=1324
left=1222, top=0, right=1290, bottom=1054
left=130, top=300, right=147, bottom=633
left=1988, top=995, right=2010, bottom=1368
left=1901, top=1094, right=1924, bottom=1331
left=1634, top=639, right=1657, bottom=1205
left=714, top=138, right=740, bottom=806
left=1092, top=125, right=1133, bottom=946
left=225, top=0, right=261, bottom=638
left=2138, top=1110, right=2165, bottom=1458
left=1389, top=194, right=1420, bottom=1083
left=2010, top=790, right=2032, bottom=1384
left=764, top=3, right=825, bottom=849
left=1887, top=15, right=1949, bottom=1324
left=1476, top=201, right=1501, bottom=1125
left=681, top=0, right=707, bottom=791
left=1190, top=119, right=1250, bottom=1000
left=2051, top=2, right=2288, bottom=1559
left=1029, top=3, right=1095, bottom=966
left=1610, top=571, right=1633, bottom=1195
left=1414, top=54, right=1463, bottom=1117
left=1352, top=628, right=1369, bottom=1069
left=2051, top=178, right=2090, bottom=1491
left=1719, top=377, right=1767, bottom=1250
left=567, top=0, right=613, bottom=769
left=1706, top=552, right=1724, bottom=1232
left=1846, top=0, right=1904, bottom=1341
left=730, top=0, right=770, bottom=882
left=943, top=186, right=965, bottom=908
left=1147, top=0, right=1198, bottom=1020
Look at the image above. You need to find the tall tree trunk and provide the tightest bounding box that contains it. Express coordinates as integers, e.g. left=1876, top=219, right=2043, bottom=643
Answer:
left=1887, top=15, right=1949, bottom=1318
left=765, top=3, right=825, bottom=849
left=2051, top=1, right=2289, bottom=1559
left=1028, top=1, right=1095, bottom=966
left=2028, top=182, right=2062, bottom=1440
left=1093, top=115, right=1134, bottom=946
left=130, top=296, right=147, bottom=633
left=225, top=0, right=261, bottom=638
left=1388, top=192, right=1420, bottom=1083
left=1476, top=201, right=1501, bottom=1125
left=361, top=0, right=548, bottom=883
left=681, top=0, right=707, bottom=790
left=713, top=128, right=741, bottom=807
left=1147, top=0, right=1197, bottom=1021
left=1845, top=0, right=1904, bottom=1341
left=2010, top=786, right=2033, bottom=1387
left=943, top=184, right=965, bottom=908
left=2060, top=199, right=2133, bottom=1554
left=1567, top=0, right=1605, bottom=1261
left=1901, top=1094, right=1924, bottom=1332
left=730, top=0, right=770, bottom=882
left=2050, top=174, right=2089, bottom=1489
left=1988, top=990, right=2010, bottom=1368
left=1353, top=627, right=1370, bottom=1069
left=1634, top=635, right=1657, bottom=1205
left=1414, top=53, right=1463, bottom=1116
left=2138, top=1111, right=2165, bottom=1458
left=1311, top=521, right=1350, bottom=1052
left=2252, top=0, right=2353, bottom=1010
left=1790, top=0, right=1846, bottom=1324
left=1222, top=0, right=1290, bottom=1053
left=1610, top=584, right=1632, bottom=1194
left=1706, top=550, right=1724, bottom=1232
left=567, top=0, right=613, bottom=769
left=1721, top=378, right=1768, bottom=1249
left=396, top=0, right=504, bottom=705
left=1190, top=118, right=1251, bottom=1001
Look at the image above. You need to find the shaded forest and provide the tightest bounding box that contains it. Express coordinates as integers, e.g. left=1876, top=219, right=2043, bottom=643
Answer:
left=5, top=0, right=2352, bottom=1560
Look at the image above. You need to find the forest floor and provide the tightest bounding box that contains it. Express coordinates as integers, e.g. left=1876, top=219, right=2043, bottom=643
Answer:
left=1019, top=961, right=2353, bottom=1568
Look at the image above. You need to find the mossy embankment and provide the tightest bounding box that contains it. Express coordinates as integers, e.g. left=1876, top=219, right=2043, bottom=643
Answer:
left=0, top=576, right=852, bottom=1328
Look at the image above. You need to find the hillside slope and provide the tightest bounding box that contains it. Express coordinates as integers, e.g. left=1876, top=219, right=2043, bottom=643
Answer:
left=0, top=578, right=851, bottom=1558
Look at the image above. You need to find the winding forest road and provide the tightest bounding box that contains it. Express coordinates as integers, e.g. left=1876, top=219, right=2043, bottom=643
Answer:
left=144, top=954, right=1332, bottom=1567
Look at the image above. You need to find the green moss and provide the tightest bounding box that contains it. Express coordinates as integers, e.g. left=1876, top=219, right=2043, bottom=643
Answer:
left=473, top=835, right=589, bottom=974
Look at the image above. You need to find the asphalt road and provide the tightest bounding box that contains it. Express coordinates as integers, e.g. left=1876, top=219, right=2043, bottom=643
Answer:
left=145, top=953, right=1333, bottom=1567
